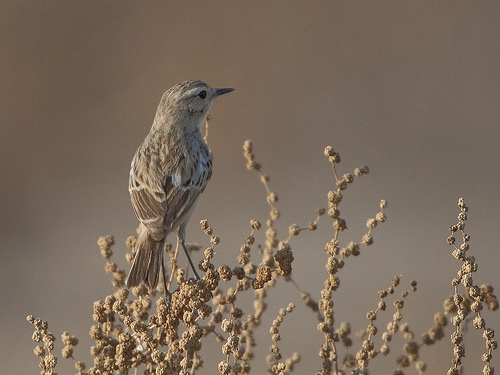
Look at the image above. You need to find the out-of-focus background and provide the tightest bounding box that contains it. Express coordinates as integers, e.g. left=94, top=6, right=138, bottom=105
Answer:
left=2, top=2, right=499, bottom=374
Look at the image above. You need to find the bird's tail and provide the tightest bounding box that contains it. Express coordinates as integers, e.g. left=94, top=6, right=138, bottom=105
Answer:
left=126, top=227, right=164, bottom=290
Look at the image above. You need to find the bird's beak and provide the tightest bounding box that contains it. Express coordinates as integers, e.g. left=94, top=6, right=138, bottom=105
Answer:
left=213, top=87, right=234, bottom=97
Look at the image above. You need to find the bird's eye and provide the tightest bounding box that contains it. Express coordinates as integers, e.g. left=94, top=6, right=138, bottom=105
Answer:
left=197, top=90, right=207, bottom=99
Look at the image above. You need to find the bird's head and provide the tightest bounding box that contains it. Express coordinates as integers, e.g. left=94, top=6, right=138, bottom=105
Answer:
left=161, top=80, right=233, bottom=123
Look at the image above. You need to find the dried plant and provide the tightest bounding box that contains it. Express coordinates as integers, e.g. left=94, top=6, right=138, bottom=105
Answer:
left=27, top=142, right=498, bottom=374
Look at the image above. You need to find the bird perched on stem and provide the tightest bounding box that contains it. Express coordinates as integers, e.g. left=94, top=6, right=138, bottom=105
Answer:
left=126, top=80, right=233, bottom=298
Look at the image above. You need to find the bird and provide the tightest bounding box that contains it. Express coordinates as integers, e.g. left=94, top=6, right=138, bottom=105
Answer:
left=126, top=79, right=234, bottom=296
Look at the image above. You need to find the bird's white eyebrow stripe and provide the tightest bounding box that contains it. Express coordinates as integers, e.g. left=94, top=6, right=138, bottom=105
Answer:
left=179, top=87, right=203, bottom=100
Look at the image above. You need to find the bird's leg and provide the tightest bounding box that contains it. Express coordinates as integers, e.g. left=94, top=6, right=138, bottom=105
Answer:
left=161, top=253, right=171, bottom=308
left=177, top=225, right=200, bottom=280
left=180, top=238, right=200, bottom=280
left=167, top=238, right=180, bottom=291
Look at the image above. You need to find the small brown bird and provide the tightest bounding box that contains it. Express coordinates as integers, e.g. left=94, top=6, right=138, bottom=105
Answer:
left=126, top=80, right=233, bottom=294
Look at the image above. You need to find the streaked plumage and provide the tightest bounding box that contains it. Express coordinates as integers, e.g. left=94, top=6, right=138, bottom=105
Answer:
left=126, top=80, right=233, bottom=290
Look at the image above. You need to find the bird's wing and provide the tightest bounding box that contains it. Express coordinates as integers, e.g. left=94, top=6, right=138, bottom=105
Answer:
left=162, top=148, right=212, bottom=231
left=162, top=176, right=200, bottom=230
left=129, top=146, right=212, bottom=240
left=129, top=160, right=168, bottom=241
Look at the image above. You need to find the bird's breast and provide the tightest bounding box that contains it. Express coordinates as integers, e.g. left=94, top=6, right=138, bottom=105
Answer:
left=170, top=138, right=212, bottom=191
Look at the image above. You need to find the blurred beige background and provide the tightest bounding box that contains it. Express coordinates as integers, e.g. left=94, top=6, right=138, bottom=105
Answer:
left=2, top=2, right=499, bottom=374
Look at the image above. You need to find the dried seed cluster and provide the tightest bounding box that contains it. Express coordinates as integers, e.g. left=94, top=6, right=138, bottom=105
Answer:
left=27, top=315, right=59, bottom=375
left=27, top=145, right=499, bottom=375
left=317, top=147, right=390, bottom=374
left=266, top=303, right=300, bottom=374
left=446, top=198, right=498, bottom=375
